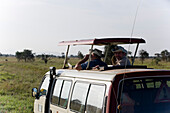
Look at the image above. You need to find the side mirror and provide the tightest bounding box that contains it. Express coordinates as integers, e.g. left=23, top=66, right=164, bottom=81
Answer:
left=32, top=88, right=38, bottom=97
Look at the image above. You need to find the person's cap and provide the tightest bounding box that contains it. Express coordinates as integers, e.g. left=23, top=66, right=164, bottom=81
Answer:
left=111, top=46, right=127, bottom=54
left=92, top=49, right=102, bottom=57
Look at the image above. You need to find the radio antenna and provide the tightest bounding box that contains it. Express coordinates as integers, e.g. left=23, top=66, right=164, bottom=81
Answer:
left=118, top=0, right=143, bottom=111
left=131, top=0, right=143, bottom=37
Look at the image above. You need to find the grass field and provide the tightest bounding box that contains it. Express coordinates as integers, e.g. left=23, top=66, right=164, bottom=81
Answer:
left=0, top=56, right=170, bottom=113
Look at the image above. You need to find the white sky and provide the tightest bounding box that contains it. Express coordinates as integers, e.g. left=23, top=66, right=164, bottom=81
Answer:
left=0, top=0, right=170, bottom=56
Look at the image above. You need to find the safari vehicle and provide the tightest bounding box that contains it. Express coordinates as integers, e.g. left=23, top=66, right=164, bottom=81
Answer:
left=32, top=37, right=170, bottom=113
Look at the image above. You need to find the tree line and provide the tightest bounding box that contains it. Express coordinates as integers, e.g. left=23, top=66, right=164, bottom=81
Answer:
left=1, top=48, right=170, bottom=65
left=138, top=49, right=170, bottom=65
left=15, top=49, right=55, bottom=64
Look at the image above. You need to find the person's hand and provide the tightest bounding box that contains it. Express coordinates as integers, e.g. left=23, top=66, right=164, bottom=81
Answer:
left=92, top=65, right=100, bottom=70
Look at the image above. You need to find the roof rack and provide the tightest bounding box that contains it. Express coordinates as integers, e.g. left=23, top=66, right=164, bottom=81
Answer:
left=58, top=36, right=146, bottom=69
left=58, top=37, right=145, bottom=46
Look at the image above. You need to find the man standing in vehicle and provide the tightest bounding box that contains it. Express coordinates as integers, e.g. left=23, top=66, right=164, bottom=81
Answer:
left=75, top=49, right=107, bottom=70
left=111, top=46, right=131, bottom=66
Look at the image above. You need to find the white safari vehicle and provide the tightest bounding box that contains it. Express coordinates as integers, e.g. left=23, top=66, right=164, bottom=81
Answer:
left=32, top=37, right=170, bottom=113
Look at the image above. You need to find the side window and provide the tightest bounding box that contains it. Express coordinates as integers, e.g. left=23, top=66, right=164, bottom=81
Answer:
left=70, top=82, right=90, bottom=113
left=40, top=76, right=50, bottom=94
left=51, top=79, right=63, bottom=105
left=51, top=79, right=72, bottom=108
left=60, top=80, right=72, bottom=108
left=86, top=84, right=105, bottom=113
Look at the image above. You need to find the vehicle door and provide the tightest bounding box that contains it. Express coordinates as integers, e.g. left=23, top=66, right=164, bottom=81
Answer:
left=50, top=78, right=73, bottom=113
left=34, top=75, right=50, bottom=113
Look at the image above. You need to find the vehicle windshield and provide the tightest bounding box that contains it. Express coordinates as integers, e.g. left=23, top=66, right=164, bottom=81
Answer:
left=118, top=76, right=170, bottom=113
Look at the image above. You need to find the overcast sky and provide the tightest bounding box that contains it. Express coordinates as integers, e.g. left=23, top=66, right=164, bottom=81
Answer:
left=0, top=0, right=170, bottom=56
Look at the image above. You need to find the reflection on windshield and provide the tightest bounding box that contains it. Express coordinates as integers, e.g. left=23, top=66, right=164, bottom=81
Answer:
left=119, top=77, right=170, bottom=113
left=40, top=76, right=50, bottom=92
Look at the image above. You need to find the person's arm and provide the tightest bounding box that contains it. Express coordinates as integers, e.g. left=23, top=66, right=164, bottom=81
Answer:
left=111, top=55, right=116, bottom=65
left=119, top=57, right=131, bottom=66
left=75, top=54, right=89, bottom=70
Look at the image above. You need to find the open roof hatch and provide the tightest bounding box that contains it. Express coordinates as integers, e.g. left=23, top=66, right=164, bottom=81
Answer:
left=58, top=36, right=146, bottom=69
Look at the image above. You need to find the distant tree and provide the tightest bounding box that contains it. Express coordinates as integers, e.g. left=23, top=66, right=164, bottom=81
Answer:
left=23, top=49, right=34, bottom=62
left=77, top=51, right=84, bottom=59
left=155, top=53, right=161, bottom=65
left=36, top=55, right=42, bottom=59
left=155, top=53, right=161, bottom=57
left=104, top=45, right=116, bottom=65
left=15, top=49, right=34, bottom=62
left=168, top=54, right=170, bottom=62
left=16, top=51, right=23, bottom=62
left=42, top=54, right=50, bottom=64
left=139, top=49, right=149, bottom=64
left=61, top=52, right=65, bottom=58
left=155, top=57, right=161, bottom=65
left=161, top=50, right=169, bottom=61
left=70, top=54, right=75, bottom=58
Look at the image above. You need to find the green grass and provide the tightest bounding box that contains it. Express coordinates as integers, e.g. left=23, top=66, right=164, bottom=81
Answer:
left=0, top=56, right=170, bottom=112
left=0, top=95, right=33, bottom=113
left=134, top=58, right=170, bottom=70
left=0, top=57, right=78, bottom=113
